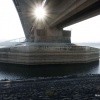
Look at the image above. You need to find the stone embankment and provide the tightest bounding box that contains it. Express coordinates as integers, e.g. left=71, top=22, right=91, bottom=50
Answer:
left=1, top=75, right=100, bottom=100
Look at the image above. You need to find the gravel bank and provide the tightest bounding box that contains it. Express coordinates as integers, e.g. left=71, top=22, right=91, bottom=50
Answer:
left=0, top=75, right=100, bottom=100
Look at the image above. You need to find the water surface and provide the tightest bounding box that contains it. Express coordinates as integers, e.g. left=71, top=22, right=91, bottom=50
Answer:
left=0, top=61, right=99, bottom=80
left=0, top=43, right=100, bottom=80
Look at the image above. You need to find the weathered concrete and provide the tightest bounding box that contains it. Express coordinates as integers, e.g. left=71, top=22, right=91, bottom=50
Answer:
left=0, top=43, right=99, bottom=65
left=28, top=28, right=71, bottom=43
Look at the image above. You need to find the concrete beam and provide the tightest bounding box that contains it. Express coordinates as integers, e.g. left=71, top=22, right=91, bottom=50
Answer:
left=49, top=0, right=99, bottom=28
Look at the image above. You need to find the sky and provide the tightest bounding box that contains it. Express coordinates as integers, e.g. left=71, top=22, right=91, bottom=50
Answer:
left=64, top=15, right=100, bottom=43
left=0, top=0, right=25, bottom=42
left=0, top=0, right=100, bottom=43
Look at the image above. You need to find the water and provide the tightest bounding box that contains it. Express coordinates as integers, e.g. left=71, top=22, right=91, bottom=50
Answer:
left=0, top=43, right=100, bottom=80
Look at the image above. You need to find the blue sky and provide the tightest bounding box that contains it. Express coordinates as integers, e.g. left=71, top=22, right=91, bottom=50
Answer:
left=0, top=0, right=100, bottom=43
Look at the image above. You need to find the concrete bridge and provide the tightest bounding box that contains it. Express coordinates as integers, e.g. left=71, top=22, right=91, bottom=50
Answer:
left=0, top=0, right=99, bottom=65
left=13, top=0, right=100, bottom=41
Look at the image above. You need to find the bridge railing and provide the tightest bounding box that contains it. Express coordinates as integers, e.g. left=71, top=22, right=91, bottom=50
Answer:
left=0, top=37, right=26, bottom=47
left=2, top=37, right=26, bottom=43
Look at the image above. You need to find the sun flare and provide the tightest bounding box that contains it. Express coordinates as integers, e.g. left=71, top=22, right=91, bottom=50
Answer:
left=34, top=6, right=46, bottom=19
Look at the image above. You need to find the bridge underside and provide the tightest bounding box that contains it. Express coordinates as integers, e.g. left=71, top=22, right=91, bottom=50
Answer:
left=13, top=0, right=100, bottom=40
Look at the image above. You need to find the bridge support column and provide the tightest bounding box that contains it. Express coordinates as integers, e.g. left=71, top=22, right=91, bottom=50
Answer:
left=27, top=28, right=71, bottom=43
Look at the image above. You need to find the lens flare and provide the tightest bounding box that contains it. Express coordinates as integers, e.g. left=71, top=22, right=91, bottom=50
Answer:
left=34, top=6, right=46, bottom=19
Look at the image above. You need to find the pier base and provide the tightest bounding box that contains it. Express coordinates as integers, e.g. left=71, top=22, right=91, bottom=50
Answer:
left=0, top=42, right=99, bottom=65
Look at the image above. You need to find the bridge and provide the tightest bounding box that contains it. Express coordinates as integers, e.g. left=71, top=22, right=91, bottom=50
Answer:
left=0, top=0, right=99, bottom=65
left=13, top=0, right=100, bottom=41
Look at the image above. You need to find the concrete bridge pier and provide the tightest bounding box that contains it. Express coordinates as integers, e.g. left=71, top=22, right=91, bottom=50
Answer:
left=27, top=28, right=71, bottom=43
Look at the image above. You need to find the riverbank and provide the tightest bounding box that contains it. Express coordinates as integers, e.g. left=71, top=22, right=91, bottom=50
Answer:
left=1, top=74, right=100, bottom=100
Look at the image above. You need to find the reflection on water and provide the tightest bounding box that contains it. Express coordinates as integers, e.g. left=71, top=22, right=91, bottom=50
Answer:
left=0, top=60, right=99, bottom=80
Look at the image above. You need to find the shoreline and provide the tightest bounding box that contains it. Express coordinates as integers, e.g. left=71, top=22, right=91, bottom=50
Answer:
left=0, top=74, right=100, bottom=99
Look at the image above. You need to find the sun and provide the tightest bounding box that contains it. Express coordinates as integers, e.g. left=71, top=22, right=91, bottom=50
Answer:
left=34, top=6, right=46, bottom=19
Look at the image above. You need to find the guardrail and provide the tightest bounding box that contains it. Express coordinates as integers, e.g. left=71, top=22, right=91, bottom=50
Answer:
left=9, top=37, right=26, bottom=42
left=0, top=37, right=26, bottom=44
